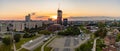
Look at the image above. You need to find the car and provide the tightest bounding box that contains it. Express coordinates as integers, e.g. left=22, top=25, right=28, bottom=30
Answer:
left=81, top=38, right=85, bottom=40
left=75, top=38, right=78, bottom=39
left=29, top=40, right=33, bottom=43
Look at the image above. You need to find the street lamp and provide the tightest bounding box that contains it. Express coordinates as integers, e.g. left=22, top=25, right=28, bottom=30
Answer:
left=8, top=23, right=16, bottom=51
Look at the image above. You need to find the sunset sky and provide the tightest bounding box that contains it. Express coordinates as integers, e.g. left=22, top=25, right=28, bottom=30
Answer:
left=0, top=0, right=120, bottom=20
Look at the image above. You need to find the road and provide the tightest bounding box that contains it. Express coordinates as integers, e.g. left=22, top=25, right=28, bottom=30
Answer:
left=64, top=37, right=71, bottom=47
left=92, top=37, right=99, bottom=51
left=63, top=48, right=71, bottom=51
left=41, top=36, right=56, bottom=51
left=21, top=35, right=50, bottom=50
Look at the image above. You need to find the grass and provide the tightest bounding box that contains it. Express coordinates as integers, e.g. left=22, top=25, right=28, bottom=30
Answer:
left=44, top=47, right=52, bottom=51
left=96, top=39, right=105, bottom=51
left=34, top=45, right=42, bottom=51
left=19, top=48, right=29, bottom=51
left=0, top=34, right=12, bottom=51
left=0, top=44, right=12, bottom=51
left=75, top=39, right=94, bottom=51
left=15, top=34, right=41, bottom=49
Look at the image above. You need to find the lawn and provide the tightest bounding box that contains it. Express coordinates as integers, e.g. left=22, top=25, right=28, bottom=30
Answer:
left=75, top=39, right=93, bottom=51
left=0, top=44, right=12, bottom=51
left=34, top=45, right=42, bottom=51
left=15, top=34, right=41, bottom=49
left=19, top=48, right=29, bottom=51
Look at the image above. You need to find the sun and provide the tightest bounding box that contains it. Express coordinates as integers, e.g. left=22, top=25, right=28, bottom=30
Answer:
left=51, top=15, right=57, bottom=19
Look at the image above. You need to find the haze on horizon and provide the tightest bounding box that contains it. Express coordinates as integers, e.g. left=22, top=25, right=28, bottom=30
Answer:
left=0, top=0, right=120, bottom=20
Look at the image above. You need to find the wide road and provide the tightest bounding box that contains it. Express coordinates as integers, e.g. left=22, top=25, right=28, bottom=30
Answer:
left=73, top=38, right=79, bottom=46
left=64, top=37, right=71, bottom=47
left=22, top=35, right=50, bottom=50
left=41, top=36, right=56, bottom=51
left=53, top=48, right=59, bottom=51
left=63, top=48, right=71, bottom=51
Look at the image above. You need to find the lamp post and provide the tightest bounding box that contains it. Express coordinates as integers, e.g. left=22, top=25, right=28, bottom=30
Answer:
left=8, top=23, right=16, bottom=51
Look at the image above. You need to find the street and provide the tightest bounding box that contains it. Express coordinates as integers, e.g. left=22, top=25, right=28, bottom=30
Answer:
left=21, top=35, right=50, bottom=50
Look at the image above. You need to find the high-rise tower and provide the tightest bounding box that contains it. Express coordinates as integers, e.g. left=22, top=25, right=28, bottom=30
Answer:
left=57, top=9, right=62, bottom=25
left=25, top=14, right=31, bottom=22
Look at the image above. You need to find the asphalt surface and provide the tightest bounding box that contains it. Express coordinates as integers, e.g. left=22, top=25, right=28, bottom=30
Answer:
left=64, top=37, right=71, bottom=47
left=63, top=48, right=71, bottom=51
left=73, top=38, right=79, bottom=46
left=54, top=48, right=59, bottom=51
left=22, top=35, right=50, bottom=50
left=49, top=34, right=90, bottom=51
left=24, top=35, right=47, bottom=47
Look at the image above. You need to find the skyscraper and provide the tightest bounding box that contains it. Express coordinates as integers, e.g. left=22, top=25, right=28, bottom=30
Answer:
left=25, top=14, right=31, bottom=22
left=57, top=9, right=62, bottom=25
left=63, top=18, right=68, bottom=26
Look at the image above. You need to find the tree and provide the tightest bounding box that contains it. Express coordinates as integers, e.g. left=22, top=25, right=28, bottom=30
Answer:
left=39, top=30, right=51, bottom=35
left=116, top=34, right=120, bottom=42
left=97, top=22, right=106, bottom=28
left=94, top=28, right=107, bottom=38
left=23, top=33, right=29, bottom=38
left=14, top=34, right=21, bottom=42
left=23, top=33, right=35, bottom=38
left=75, top=39, right=93, bottom=51
left=2, top=37, right=12, bottom=45
left=58, top=26, right=80, bottom=36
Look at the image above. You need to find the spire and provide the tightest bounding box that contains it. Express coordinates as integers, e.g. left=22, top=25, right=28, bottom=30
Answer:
left=58, top=2, right=60, bottom=10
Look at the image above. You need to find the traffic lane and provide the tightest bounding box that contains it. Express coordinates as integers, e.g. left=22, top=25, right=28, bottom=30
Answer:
left=54, top=48, right=59, bottom=51
left=64, top=37, right=71, bottom=47
left=73, top=38, right=79, bottom=46
left=63, top=48, right=70, bottom=51
left=25, top=35, right=50, bottom=47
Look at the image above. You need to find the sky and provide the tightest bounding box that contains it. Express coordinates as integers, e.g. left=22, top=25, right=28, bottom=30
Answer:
left=0, top=0, right=120, bottom=20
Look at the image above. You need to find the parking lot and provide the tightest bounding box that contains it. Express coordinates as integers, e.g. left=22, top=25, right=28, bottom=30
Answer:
left=48, top=34, right=90, bottom=51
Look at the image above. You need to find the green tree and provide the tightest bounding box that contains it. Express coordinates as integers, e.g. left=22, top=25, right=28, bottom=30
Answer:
left=2, top=37, right=12, bottom=45
left=116, top=34, right=120, bottom=42
left=14, top=34, right=21, bottom=42
left=39, top=30, right=51, bottom=35
left=94, top=28, right=107, bottom=38
left=97, top=22, right=106, bottom=28
left=75, top=39, right=93, bottom=51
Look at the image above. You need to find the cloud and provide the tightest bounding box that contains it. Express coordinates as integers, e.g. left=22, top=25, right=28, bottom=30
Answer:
left=36, top=16, right=50, bottom=18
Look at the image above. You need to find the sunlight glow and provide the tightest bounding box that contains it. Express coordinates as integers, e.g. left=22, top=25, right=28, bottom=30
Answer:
left=51, top=15, right=57, bottom=19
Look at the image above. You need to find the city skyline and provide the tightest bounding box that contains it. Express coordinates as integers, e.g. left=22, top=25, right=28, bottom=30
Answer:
left=0, top=0, right=120, bottom=20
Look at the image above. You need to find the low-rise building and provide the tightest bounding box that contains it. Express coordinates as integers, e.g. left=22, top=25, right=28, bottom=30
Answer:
left=102, top=45, right=117, bottom=51
left=104, top=35, right=116, bottom=45
left=47, top=24, right=64, bottom=32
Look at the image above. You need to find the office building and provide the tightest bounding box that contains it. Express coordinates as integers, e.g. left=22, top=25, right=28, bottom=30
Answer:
left=57, top=9, right=62, bottom=25
left=63, top=18, right=68, bottom=26
left=25, top=14, right=31, bottom=22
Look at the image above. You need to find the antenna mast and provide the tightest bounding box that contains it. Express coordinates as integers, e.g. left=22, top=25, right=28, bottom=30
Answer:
left=58, top=2, right=60, bottom=10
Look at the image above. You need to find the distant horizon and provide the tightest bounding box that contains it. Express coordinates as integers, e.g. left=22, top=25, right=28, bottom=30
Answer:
left=0, top=0, right=120, bottom=20
left=0, top=16, right=120, bottom=21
